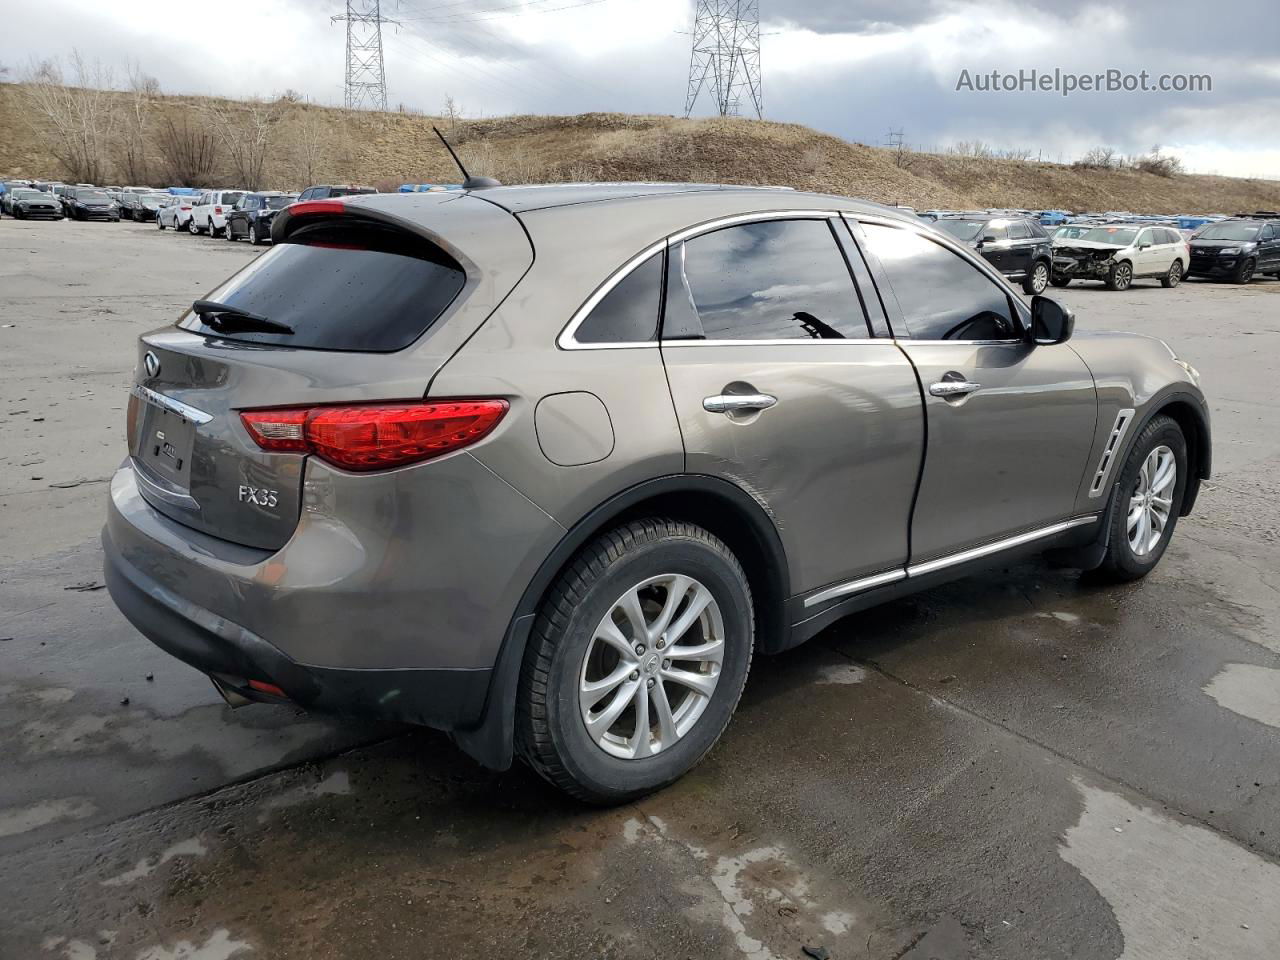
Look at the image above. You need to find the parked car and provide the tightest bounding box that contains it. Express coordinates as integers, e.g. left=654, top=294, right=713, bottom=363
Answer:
left=123, top=192, right=172, bottom=222
left=933, top=215, right=1054, bottom=293
left=103, top=185, right=1211, bottom=803
left=296, top=184, right=377, bottom=200
left=3, top=187, right=65, bottom=220
left=67, top=189, right=120, bottom=222
left=1187, top=218, right=1280, bottom=284
left=51, top=184, right=74, bottom=213
left=1051, top=224, right=1188, bottom=290
left=224, top=192, right=299, bottom=245
left=188, top=190, right=246, bottom=236
left=157, top=196, right=197, bottom=231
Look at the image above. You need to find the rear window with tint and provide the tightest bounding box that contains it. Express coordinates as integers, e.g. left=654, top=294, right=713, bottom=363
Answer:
left=178, top=219, right=467, bottom=352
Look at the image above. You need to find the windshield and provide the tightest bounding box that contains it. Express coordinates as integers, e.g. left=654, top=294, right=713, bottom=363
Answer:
left=143, top=193, right=169, bottom=202
left=1054, top=226, right=1091, bottom=239
left=1070, top=227, right=1138, bottom=245
left=80, top=192, right=109, bottom=202
left=1196, top=223, right=1261, bottom=241
left=13, top=190, right=43, bottom=200
left=935, top=219, right=986, bottom=241
left=265, top=196, right=294, bottom=210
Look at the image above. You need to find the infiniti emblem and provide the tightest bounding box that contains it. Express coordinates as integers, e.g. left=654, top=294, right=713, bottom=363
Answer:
left=143, top=351, right=161, bottom=379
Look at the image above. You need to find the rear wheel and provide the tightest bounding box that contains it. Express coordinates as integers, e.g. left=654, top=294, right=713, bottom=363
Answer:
left=1160, top=260, right=1183, bottom=288
left=224, top=221, right=236, bottom=241
left=1023, top=260, right=1050, bottom=295
left=248, top=224, right=262, bottom=245
left=157, top=216, right=165, bottom=230
left=517, top=519, right=754, bottom=804
left=1105, top=260, right=1133, bottom=291
left=1093, top=415, right=1187, bottom=582
left=1232, top=257, right=1256, bottom=284
left=188, top=217, right=199, bottom=235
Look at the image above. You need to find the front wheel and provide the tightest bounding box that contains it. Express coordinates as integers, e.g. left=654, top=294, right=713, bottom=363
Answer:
left=1105, top=260, right=1133, bottom=291
left=248, top=225, right=262, bottom=245
left=224, top=221, right=236, bottom=241
left=1023, top=260, right=1050, bottom=295
left=1093, top=415, right=1187, bottom=582
left=517, top=519, right=754, bottom=804
left=1232, top=258, right=1256, bottom=285
left=1160, top=260, right=1183, bottom=288
left=157, top=217, right=165, bottom=230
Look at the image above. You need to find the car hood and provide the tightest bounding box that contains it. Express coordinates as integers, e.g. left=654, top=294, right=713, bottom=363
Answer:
left=1191, top=239, right=1255, bottom=249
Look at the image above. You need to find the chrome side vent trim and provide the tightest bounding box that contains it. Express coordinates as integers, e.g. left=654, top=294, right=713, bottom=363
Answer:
left=1088, top=408, right=1134, bottom=498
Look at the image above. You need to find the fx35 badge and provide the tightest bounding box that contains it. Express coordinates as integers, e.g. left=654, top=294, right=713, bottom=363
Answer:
left=238, top=485, right=279, bottom=508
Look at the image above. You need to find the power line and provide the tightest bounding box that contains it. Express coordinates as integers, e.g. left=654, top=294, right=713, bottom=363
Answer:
left=332, top=0, right=397, bottom=110
left=398, top=0, right=616, bottom=23
left=685, top=0, right=762, bottom=119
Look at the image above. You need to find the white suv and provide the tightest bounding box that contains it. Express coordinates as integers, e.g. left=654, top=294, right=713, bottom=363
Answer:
left=189, top=189, right=246, bottom=237
left=1051, top=223, right=1190, bottom=291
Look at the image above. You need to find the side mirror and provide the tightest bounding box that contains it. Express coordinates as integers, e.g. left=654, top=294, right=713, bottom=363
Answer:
left=1030, top=295, right=1074, bottom=345
left=1137, top=242, right=1150, bottom=250
left=981, top=235, right=998, bottom=244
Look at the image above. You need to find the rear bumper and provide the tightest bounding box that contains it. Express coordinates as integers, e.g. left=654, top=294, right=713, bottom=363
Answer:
left=103, top=521, right=492, bottom=729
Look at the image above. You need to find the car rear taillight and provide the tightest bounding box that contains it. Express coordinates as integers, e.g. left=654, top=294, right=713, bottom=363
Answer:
left=240, top=400, right=508, bottom=471
left=289, top=200, right=346, bottom=217
left=181, top=205, right=191, bottom=211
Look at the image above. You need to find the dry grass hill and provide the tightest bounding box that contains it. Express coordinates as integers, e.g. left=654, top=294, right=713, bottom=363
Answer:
left=2, top=82, right=1278, bottom=215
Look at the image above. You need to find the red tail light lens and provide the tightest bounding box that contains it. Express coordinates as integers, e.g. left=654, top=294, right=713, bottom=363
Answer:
left=289, top=200, right=346, bottom=217
left=240, top=400, right=508, bottom=471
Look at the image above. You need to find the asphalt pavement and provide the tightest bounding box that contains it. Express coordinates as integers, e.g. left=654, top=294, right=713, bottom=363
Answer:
left=2, top=219, right=1278, bottom=960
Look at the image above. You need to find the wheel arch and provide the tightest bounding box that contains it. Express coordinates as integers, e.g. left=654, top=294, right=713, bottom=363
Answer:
left=452, top=474, right=791, bottom=770
left=1117, top=390, right=1211, bottom=516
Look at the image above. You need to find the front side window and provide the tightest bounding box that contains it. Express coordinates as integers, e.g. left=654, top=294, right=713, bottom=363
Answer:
left=859, top=222, right=1018, bottom=342
left=1136, top=229, right=1153, bottom=247
left=676, top=219, right=867, bottom=341
left=1007, top=221, right=1031, bottom=240
left=573, top=251, right=663, bottom=344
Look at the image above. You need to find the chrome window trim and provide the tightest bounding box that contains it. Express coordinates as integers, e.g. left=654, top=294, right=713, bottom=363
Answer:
left=801, top=515, right=1099, bottom=608
left=663, top=338, right=889, bottom=347
left=130, top=384, right=214, bottom=425
left=556, top=238, right=668, bottom=351
left=559, top=210, right=850, bottom=350
left=906, top=515, right=1098, bottom=578
left=845, top=212, right=1035, bottom=341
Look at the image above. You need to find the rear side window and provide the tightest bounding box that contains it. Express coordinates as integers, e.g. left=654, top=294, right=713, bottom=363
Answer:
left=178, top=219, right=467, bottom=352
left=675, top=219, right=868, bottom=341
left=859, top=223, right=1017, bottom=341
left=1007, top=221, right=1030, bottom=239
left=574, top=252, right=663, bottom=344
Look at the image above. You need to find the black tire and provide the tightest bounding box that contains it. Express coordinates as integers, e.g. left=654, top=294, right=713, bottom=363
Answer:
left=249, top=224, right=262, bottom=245
left=1022, top=260, right=1050, bottom=295
left=188, top=217, right=200, bottom=235
left=157, top=217, right=165, bottom=230
left=1231, top=257, right=1256, bottom=285
left=517, top=518, right=754, bottom=804
left=1160, top=259, right=1183, bottom=288
left=224, top=220, right=236, bottom=241
left=1092, top=415, right=1188, bottom=583
left=1105, top=260, right=1133, bottom=291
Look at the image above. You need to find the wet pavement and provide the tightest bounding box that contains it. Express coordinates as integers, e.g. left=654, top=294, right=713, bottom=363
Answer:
left=2, top=221, right=1279, bottom=959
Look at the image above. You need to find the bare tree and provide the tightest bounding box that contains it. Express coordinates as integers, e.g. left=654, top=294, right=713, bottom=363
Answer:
left=1074, top=146, right=1120, bottom=170
left=157, top=114, right=217, bottom=186
left=117, top=61, right=161, bottom=184
left=20, top=51, right=120, bottom=183
left=203, top=97, right=282, bottom=189
left=442, top=93, right=463, bottom=129
left=1131, top=144, right=1183, bottom=178
left=288, top=106, right=330, bottom=186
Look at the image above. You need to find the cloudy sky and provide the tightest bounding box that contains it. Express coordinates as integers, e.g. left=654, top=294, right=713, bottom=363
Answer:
left=3, top=0, right=1277, bottom=177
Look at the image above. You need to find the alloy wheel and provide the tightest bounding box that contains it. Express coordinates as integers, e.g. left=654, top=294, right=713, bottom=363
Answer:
left=1127, top=444, right=1176, bottom=557
left=1168, top=262, right=1182, bottom=286
left=1031, top=262, right=1048, bottom=293
left=1114, top=263, right=1132, bottom=290
left=578, top=574, right=725, bottom=760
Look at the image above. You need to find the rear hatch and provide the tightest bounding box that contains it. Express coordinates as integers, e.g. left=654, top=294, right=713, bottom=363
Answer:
left=126, top=193, right=532, bottom=550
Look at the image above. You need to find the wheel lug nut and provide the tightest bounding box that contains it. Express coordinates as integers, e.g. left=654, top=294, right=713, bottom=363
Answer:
left=635, top=644, right=646, bottom=655
left=656, top=639, right=665, bottom=649
left=646, top=678, right=655, bottom=688
left=662, top=659, right=670, bottom=670
left=630, top=670, right=640, bottom=681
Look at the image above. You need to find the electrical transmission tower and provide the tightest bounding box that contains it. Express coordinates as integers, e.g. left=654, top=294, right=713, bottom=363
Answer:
left=332, top=0, right=395, bottom=111
left=684, top=1, right=762, bottom=119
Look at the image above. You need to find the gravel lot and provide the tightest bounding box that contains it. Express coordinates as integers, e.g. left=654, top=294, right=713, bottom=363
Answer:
left=2, top=219, right=1279, bottom=960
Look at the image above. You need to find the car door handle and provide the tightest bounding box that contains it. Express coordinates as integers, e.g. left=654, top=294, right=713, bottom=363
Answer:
left=703, top=393, right=778, bottom=414
left=929, top=380, right=982, bottom=398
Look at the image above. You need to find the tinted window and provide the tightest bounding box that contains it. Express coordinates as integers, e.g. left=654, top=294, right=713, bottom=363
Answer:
left=221, top=192, right=244, bottom=206
left=1261, top=225, right=1275, bottom=240
left=1197, top=222, right=1259, bottom=241
left=935, top=219, right=985, bottom=241
left=1007, top=221, right=1030, bottom=239
left=860, top=223, right=1017, bottom=341
left=266, top=196, right=293, bottom=210
left=982, top=223, right=1008, bottom=241
left=1028, top=221, right=1050, bottom=239
left=177, top=220, right=467, bottom=352
left=574, top=252, right=663, bottom=344
left=677, top=219, right=867, bottom=341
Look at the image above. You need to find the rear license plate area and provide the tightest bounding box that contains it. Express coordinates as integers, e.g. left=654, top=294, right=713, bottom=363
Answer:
left=136, top=401, right=197, bottom=487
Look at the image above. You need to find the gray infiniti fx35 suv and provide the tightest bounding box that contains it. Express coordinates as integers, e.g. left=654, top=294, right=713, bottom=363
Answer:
left=104, top=184, right=1210, bottom=802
